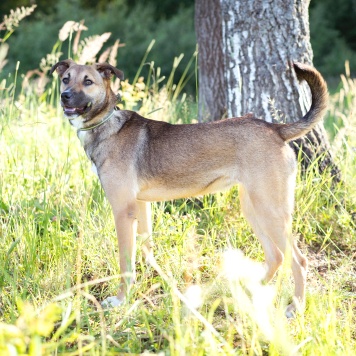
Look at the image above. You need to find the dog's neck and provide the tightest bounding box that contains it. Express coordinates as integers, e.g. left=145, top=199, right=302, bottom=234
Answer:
left=68, top=104, right=118, bottom=131
left=77, top=107, right=118, bottom=133
left=68, top=106, right=118, bottom=147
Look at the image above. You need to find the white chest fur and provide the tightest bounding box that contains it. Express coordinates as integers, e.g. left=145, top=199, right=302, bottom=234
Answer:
left=77, top=132, right=98, bottom=178
left=77, top=130, right=87, bottom=146
left=91, top=162, right=99, bottom=177
left=70, top=121, right=97, bottom=177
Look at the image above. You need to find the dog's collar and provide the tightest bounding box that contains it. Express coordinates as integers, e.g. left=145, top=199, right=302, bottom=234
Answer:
left=77, top=107, right=118, bottom=133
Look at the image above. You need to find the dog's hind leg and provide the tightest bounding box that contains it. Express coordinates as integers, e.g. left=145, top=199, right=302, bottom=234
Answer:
left=239, top=184, right=307, bottom=317
left=239, top=186, right=284, bottom=283
left=253, top=198, right=307, bottom=316
left=287, top=241, right=308, bottom=316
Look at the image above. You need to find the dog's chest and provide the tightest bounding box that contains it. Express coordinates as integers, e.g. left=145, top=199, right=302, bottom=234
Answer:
left=91, top=162, right=99, bottom=177
left=77, top=131, right=94, bottom=159
left=76, top=131, right=99, bottom=178
left=77, top=130, right=87, bottom=146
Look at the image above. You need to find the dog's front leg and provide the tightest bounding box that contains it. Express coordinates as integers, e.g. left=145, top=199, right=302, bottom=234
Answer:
left=137, top=201, right=155, bottom=264
left=115, top=202, right=138, bottom=298
left=102, top=200, right=138, bottom=308
left=100, top=178, right=138, bottom=308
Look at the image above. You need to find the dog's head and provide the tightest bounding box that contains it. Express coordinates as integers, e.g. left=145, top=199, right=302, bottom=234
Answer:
left=50, top=59, right=124, bottom=120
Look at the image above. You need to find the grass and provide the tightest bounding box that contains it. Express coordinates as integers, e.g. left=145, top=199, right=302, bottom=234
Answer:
left=0, top=21, right=356, bottom=356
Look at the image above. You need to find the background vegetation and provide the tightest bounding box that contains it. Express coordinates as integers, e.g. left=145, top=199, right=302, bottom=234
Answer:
left=310, top=0, right=356, bottom=79
left=1, top=0, right=356, bottom=89
left=0, top=1, right=355, bottom=355
left=0, top=0, right=196, bottom=91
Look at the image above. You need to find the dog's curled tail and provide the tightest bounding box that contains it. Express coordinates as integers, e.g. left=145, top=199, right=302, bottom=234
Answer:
left=276, top=62, right=328, bottom=142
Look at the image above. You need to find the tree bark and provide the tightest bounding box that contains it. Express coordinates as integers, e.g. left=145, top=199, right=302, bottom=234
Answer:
left=220, top=0, right=312, bottom=121
left=195, top=0, right=340, bottom=180
left=195, top=0, right=227, bottom=121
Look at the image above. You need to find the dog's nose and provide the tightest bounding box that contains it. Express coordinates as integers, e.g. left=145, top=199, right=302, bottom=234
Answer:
left=61, top=90, right=73, bottom=101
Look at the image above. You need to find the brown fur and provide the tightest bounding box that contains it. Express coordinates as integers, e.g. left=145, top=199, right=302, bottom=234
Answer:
left=50, top=60, right=328, bottom=316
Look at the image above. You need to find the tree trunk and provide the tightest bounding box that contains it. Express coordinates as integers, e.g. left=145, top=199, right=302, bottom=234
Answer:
left=195, top=0, right=340, bottom=180
left=195, top=0, right=227, bottom=122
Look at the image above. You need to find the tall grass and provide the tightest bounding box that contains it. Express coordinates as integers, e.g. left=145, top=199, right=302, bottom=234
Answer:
left=0, top=14, right=356, bottom=356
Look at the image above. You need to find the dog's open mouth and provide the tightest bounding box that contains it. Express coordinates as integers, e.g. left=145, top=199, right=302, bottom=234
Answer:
left=62, top=102, right=92, bottom=117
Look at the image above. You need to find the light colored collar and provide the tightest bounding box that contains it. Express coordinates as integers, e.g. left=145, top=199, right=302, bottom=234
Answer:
left=77, top=108, right=117, bottom=133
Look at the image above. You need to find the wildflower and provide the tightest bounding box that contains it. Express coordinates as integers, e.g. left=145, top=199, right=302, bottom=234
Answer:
left=78, top=33, right=111, bottom=65
left=58, top=20, right=88, bottom=42
left=1, top=5, right=37, bottom=32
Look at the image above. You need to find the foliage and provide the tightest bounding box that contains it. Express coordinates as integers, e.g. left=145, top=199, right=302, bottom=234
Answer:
left=0, top=4, right=36, bottom=72
left=0, top=5, right=36, bottom=35
left=2, top=0, right=356, bottom=87
left=126, top=0, right=194, bottom=20
left=310, top=0, right=356, bottom=53
left=0, top=302, right=62, bottom=355
left=310, top=0, right=356, bottom=78
left=1, top=0, right=196, bottom=93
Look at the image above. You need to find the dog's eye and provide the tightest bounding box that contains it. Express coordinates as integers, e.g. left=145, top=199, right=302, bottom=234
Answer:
left=62, top=77, right=69, bottom=84
left=84, top=79, right=93, bottom=86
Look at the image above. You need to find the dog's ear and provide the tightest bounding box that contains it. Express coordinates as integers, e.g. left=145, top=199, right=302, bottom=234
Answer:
left=95, top=63, right=124, bottom=80
left=50, top=59, right=76, bottom=77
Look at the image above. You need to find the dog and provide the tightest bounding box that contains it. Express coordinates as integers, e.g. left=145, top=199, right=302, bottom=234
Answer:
left=50, top=59, right=328, bottom=317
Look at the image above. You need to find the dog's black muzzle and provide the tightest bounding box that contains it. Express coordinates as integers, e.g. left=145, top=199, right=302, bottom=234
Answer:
left=61, top=89, right=74, bottom=103
left=60, top=89, right=92, bottom=117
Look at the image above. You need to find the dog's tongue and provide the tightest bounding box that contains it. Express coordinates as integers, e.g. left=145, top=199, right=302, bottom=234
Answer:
left=64, top=107, right=77, bottom=114
left=64, top=106, right=85, bottom=115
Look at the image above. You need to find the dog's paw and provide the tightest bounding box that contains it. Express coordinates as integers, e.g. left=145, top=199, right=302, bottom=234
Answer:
left=101, top=296, right=124, bottom=309
left=285, top=303, right=296, bottom=318
left=285, top=298, right=304, bottom=318
left=145, top=251, right=157, bottom=267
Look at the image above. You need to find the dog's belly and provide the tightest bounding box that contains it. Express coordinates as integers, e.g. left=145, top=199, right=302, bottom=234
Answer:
left=137, top=174, right=237, bottom=202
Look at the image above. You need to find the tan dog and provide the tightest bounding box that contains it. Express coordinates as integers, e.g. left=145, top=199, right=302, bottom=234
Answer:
left=50, top=59, right=328, bottom=317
